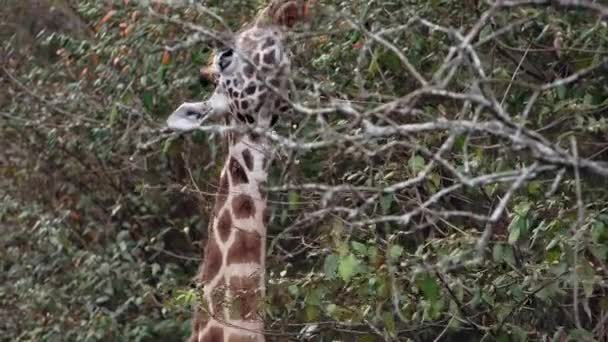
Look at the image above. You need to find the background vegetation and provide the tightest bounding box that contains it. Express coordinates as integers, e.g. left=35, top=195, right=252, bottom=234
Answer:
left=1, top=0, right=608, bottom=341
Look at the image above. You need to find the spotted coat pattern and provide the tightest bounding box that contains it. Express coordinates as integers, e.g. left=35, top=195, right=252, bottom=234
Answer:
left=190, top=19, right=295, bottom=342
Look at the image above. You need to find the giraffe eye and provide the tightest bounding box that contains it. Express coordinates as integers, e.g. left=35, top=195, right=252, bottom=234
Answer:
left=218, top=48, right=234, bottom=71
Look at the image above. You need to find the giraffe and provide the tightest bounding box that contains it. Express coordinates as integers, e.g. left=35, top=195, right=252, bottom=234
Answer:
left=166, top=2, right=306, bottom=341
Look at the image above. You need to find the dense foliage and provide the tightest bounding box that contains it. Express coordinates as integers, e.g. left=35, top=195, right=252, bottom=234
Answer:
left=1, top=0, right=608, bottom=341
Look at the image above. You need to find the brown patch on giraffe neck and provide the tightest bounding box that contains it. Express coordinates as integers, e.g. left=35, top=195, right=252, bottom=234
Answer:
left=261, top=37, right=275, bottom=49
left=210, top=277, right=227, bottom=316
left=228, top=334, right=258, bottom=342
left=213, top=174, right=229, bottom=215
left=232, top=194, right=255, bottom=219
left=228, top=131, right=244, bottom=147
left=201, top=326, right=224, bottom=342
left=217, top=210, right=232, bottom=242
left=201, top=236, right=222, bottom=283
left=226, top=123, right=269, bottom=148
left=228, top=274, right=262, bottom=320
left=229, top=156, right=249, bottom=185
left=189, top=308, right=204, bottom=342
left=263, top=50, right=276, bottom=64
left=227, top=230, right=262, bottom=264
left=242, top=149, right=254, bottom=170
left=249, top=132, right=262, bottom=143
left=243, top=63, right=255, bottom=78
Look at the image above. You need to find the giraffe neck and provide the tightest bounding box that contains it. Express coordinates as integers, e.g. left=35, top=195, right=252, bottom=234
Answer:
left=195, top=133, right=270, bottom=342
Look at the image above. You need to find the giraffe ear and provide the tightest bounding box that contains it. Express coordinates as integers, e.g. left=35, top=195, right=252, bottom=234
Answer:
left=269, top=0, right=308, bottom=28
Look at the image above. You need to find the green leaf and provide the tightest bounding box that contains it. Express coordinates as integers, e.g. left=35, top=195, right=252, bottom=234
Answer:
left=326, top=303, right=337, bottom=315
left=162, top=137, right=175, bottom=155
left=192, top=130, right=207, bottom=144
left=556, top=85, right=567, bottom=100
left=174, top=289, right=196, bottom=305
left=323, top=254, right=338, bottom=280
left=567, top=329, right=594, bottom=341
left=330, top=218, right=344, bottom=241
left=590, top=245, right=608, bottom=261
left=368, top=245, right=380, bottom=262
left=389, top=245, right=404, bottom=259
left=508, top=216, right=528, bottom=244
left=108, top=104, right=118, bottom=126
left=288, top=284, right=299, bottom=297
left=492, top=243, right=504, bottom=263
left=508, top=222, right=521, bottom=244
left=546, top=238, right=559, bottom=251
left=380, top=194, right=393, bottom=214
left=358, top=335, right=377, bottom=342
left=351, top=241, right=367, bottom=255
left=502, top=245, right=516, bottom=266
left=336, top=240, right=349, bottom=256
left=579, top=262, right=595, bottom=298
left=428, top=172, right=441, bottom=191
left=96, top=295, right=110, bottom=304
left=382, top=311, right=396, bottom=335
left=288, top=190, right=299, bottom=210
left=379, top=50, right=401, bottom=73
left=454, top=134, right=467, bottom=152
left=338, top=253, right=359, bottom=282
left=191, top=50, right=206, bottom=65
left=417, top=274, right=440, bottom=302
left=592, top=220, right=606, bottom=242
left=513, top=201, right=531, bottom=216
left=408, top=155, right=425, bottom=174
left=304, top=305, right=320, bottom=322
left=367, top=48, right=381, bottom=76
left=305, top=289, right=322, bottom=306
left=347, top=30, right=362, bottom=44
left=151, top=263, right=161, bottom=276
left=527, top=180, right=542, bottom=195
left=534, top=281, right=561, bottom=302
left=496, top=333, right=510, bottom=342
left=280, top=208, right=288, bottom=224
left=142, top=91, right=154, bottom=111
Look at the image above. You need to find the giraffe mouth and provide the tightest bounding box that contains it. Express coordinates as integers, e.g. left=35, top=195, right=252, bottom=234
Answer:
left=166, top=91, right=230, bottom=132
left=166, top=102, right=214, bottom=131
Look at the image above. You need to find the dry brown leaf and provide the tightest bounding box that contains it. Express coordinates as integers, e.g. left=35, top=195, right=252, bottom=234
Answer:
left=96, top=10, right=117, bottom=31
left=162, top=51, right=171, bottom=65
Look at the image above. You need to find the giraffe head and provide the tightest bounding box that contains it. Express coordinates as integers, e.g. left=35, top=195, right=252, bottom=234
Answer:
left=167, top=1, right=306, bottom=136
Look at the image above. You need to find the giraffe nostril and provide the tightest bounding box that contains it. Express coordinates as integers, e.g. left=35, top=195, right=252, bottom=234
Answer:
left=270, top=114, right=278, bottom=127
left=186, top=110, right=204, bottom=120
